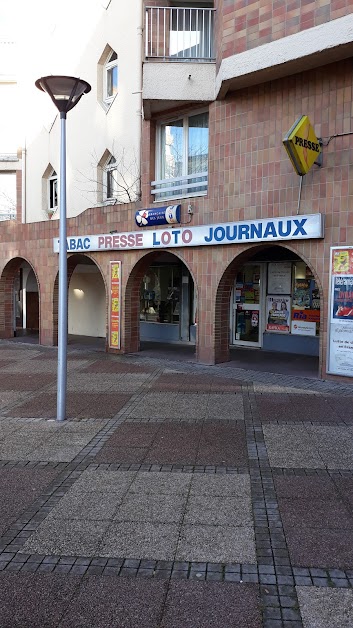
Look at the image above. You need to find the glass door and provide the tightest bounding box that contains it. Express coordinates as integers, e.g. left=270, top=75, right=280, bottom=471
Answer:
left=232, top=264, right=264, bottom=347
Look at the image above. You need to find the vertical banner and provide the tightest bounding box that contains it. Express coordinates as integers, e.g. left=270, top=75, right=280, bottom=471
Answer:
left=328, top=247, right=353, bottom=376
left=109, top=261, right=121, bottom=349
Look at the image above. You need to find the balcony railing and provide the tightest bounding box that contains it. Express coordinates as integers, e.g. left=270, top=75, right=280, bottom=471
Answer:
left=151, top=171, right=208, bottom=201
left=145, top=7, right=215, bottom=61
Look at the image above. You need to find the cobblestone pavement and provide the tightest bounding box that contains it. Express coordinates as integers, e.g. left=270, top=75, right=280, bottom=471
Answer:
left=1, top=342, right=353, bottom=627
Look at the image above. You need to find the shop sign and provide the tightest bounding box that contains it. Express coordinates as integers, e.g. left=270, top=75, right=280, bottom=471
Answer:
left=266, top=296, right=291, bottom=333
left=109, top=261, right=121, bottom=349
left=283, top=115, right=321, bottom=176
left=328, top=247, right=353, bottom=377
left=291, top=320, right=316, bottom=336
left=54, top=213, right=324, bottom=253
left=135, top=205, right=181, bottom=227
left=292, top=309, right=320, bottom=323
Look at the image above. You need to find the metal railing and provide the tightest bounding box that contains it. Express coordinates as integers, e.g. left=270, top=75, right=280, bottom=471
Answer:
left=151, top=171, right=208, bottom=201
left=145, top=6, right=215, bottom=60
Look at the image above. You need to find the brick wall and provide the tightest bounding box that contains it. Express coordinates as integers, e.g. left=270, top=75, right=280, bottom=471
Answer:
left=216, top=0, right=353, bottom=61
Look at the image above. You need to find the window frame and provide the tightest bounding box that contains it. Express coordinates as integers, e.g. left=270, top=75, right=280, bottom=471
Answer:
left=155, top=108, right=209, bottom=201
left=104, top=155, right=117, bottom=202
left=104, top=51, right=118, bottom=105
left=48, top=170, right=58, bottom=214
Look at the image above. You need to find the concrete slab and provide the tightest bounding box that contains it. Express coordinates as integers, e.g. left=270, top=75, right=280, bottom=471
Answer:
left=100, top=521, right=180, bottom=560
left=69, top=470, right=136, bottom=495
left=161, top=581, right=262, bottom=628
left=130, top=472, right=192, bottom=495
left=0, top=573, right=78, bottom=627
left=263, top=425, right=325, bottom=468
left=60, top=576, right=167, bottom=628
left=184, top=495, right=253, bottom=526
left=21, top=519, right=109, bottom=556
left=114, top=492, right=186, bottom=523
left=297, top=586, right=353, bottom=628
left=176, top=524, right=256, bottom=563
left=190, top=474, right=251, bottom=497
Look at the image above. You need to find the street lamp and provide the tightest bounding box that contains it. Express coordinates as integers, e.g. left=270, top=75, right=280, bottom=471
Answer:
left=35, top=76, right=91, bottom=421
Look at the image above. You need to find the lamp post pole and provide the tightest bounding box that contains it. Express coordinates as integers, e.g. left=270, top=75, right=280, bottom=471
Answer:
left=35, top=76, right=91, bottom=421
left=57, top=112, right=68, bottom=421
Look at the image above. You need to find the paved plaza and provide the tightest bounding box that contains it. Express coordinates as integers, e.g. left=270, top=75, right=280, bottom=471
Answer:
left=0, top=342, right=353, bottom=626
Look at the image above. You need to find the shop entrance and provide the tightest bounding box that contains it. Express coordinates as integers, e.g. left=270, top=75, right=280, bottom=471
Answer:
left=232, top=263, right=265, bottom=347
left=0, top=258, right=40, bottom=342
left=229, top=247, right=321, bottom=358
left=139, top=254, right=196, bottom=343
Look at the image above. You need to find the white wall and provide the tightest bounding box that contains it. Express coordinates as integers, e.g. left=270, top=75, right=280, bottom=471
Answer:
left=21, top=0, right=143, bottom=222
left=68, top=266, right=106, bottom=337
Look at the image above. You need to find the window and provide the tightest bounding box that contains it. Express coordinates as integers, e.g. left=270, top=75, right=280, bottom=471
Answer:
left=104, top=50, right=118, bottom=104
left=0, top=172, right=16, bottom=221
left=48, top=170, right=58, bottom=213
left=105, top=155, right=117, bottom=201
left=153, top=111, right=208, bottom=201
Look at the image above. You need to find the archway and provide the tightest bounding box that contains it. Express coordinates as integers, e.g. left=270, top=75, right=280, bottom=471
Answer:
left=53, top=254, right=107, bottom=349
left=215, top=244, right=323, bottom=375
left=124, top=251, right=197, bottom=354
left=0, top=257, right=40, bottom=342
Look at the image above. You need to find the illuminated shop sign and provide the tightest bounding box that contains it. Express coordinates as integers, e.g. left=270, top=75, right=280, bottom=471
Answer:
left=283, top=115, right=321, bottom=176
left=135, top=205, right=181, bottom=227
left=53, top=214, right=324, bottom=253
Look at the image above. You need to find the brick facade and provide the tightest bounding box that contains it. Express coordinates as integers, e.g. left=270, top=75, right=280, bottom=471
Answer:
left=216, top=0, right=353, bottom=62
left=1, top=7, right=353, bottom=383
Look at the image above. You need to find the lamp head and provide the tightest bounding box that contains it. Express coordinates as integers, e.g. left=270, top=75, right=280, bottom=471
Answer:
left=35, top=75, right=91, bottom=115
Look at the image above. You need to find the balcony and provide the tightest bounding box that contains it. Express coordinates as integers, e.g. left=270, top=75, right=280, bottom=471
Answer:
left=145, top=6, right=215, bottom=61
left=143, top=6, right=216, bottom=117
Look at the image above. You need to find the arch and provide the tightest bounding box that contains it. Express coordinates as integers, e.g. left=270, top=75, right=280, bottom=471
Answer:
left=124, top=249, right=198, bottom=354
left=52, top=253, right=108, bottom=346
left=0, top=256, right=40, bottom=341
left=214, top=242, right=324, bottom=364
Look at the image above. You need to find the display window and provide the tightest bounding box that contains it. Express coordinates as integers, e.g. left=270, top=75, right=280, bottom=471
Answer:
left=291, top=261, right=320, bottom=337
left=140, top=265, right=181, bottom=324
left=232, top=260, right=321, bottom=346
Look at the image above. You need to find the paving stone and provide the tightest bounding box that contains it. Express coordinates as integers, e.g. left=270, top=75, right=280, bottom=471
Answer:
left=99, top=521, right=179, bottom=560
left=297, top=586, right=353, bottom=628
left=286, top=528, right=353, bottom=569
left=130, top=471, right=192, bottom=495
left=176, top=525, right=256, bottom=563
left=184, top=495, right=253, bottom=526
left=59, top=576, right=167, bottom=627
left=160, top=581, right=262, bottom=628
left=0, top=467, right=60, bottom=536
left=46, top=491, right=122, bottom=521
left=114, top=492, right=186, bottom=523
left=0, top=573, right=77, bottom=626
left=279, top=498, right=353, bottom=530
left=20, top=519, right=109, bottom=557
left=190, top=473, right=251, bottom=497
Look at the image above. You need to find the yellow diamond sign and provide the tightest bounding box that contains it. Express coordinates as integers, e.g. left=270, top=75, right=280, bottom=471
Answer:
left=283, top=115, right=321, bottom=176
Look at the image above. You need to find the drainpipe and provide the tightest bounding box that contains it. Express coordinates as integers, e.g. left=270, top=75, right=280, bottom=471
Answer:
left=135, top=3, right=144, bottom=201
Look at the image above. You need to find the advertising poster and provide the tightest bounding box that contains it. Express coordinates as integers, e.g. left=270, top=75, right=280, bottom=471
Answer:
left=291, top=320, right=316, bottom=336
left=328, top=247, right=353, bottom=377
left=292, top=279, right=311, bottom=308
left=109, top=261, right=121, bottom=349
left=267, top=262, right=292, bottom=295
left=266, top=296, right=291, bottom=332
left=332, top=276, right=353, bottom=320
